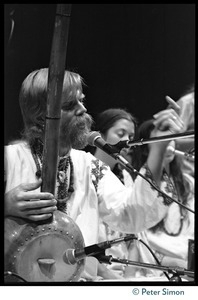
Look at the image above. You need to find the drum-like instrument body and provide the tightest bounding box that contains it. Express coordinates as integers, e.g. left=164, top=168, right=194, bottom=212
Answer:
left=4, top=210, right=85, bottom=282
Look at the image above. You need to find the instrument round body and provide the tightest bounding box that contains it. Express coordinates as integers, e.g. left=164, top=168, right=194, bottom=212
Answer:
left=4, top=210, right=85, bottom=282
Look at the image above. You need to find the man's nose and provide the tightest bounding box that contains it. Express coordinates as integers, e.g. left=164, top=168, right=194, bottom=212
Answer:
left=76, top=102, right=87, bottom=115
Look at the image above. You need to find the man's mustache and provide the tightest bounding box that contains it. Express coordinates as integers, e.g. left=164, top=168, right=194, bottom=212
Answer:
left=62, top=113, right=93, bottom=132
left=71, top=113, right=93, bottom=127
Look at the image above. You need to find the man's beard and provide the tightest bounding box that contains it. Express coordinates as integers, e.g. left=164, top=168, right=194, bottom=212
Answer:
left=60, top=113, right=93, bottom=150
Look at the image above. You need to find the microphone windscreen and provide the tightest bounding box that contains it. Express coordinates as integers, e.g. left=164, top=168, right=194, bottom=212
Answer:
left=166, top=145, right=175, bottom=154
left=87, top=131, right=101, bottom=146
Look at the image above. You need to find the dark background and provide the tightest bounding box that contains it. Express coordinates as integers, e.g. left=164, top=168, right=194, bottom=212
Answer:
left=4, top=4, right=195, bottom=144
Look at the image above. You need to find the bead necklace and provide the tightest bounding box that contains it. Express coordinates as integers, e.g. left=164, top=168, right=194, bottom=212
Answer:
left=56, top=155, right=74, bottom=213
left=162, top=170, right=184, bottom=237
left=31, top=140, right=74, bottom=213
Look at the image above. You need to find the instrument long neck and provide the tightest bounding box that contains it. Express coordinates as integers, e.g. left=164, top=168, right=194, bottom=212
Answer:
left=41, top=4, right=72, bottom=195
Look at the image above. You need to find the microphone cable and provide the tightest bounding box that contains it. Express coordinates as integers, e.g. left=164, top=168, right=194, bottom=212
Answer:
left=87, top=131, right=194, bottom=214
left=133, top=236, right=170, bottom=281
left=123, top=164, right=194, bottom=214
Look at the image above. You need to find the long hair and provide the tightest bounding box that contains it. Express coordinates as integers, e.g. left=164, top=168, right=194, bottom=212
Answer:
left=136, top=119, right=191, bottom=207
left=94, top=108, right=137, bottom=135
left=19, top=68, right=84, bottom=147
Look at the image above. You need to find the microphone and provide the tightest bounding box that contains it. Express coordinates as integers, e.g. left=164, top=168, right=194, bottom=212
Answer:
left=87, top=131, right=136, bottom=173
left=174, top=149, right=194, bottom=162
left=87, top=131, right=117, bottom=155
left=168, top=145, right=194, bottom=161
left=64, top=235, right=136, bottom=265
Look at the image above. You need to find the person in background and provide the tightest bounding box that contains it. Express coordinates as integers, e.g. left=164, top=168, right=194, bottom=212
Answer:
left=4, top=68, right=184, bottom=281
left=92, top=107, right=189, bottom=280
left=92, top=108, right=138, bottom=279
left=93, top=108, right=137, bottom=184
left=175, top=85, right=194, bottom=177
left=133, top=119, right=194, bottom=275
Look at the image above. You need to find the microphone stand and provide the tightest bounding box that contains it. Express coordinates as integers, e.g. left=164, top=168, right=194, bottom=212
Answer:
left=126, top=131, right=194, bottom=147
left=95, top=255, right=194, bottom=282
left=106, top=144, right=194, bottom=214
left=89, top=131, right=195, bottom=282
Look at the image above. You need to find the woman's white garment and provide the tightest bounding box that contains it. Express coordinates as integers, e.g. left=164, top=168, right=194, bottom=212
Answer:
left=98, top=169, right=194, bottom=280
left=143, top=173, right=194, bottom=270
left=4, top=142, right=169, bottom=280
left=98, top=169, right=138, bottom=278
left=98, top=169, right=161, bottom=279
left=127, top=172, right=194, bottom=279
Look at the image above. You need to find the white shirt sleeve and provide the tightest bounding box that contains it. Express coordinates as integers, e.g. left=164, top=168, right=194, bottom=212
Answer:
left=97, top=163, right=169, bottom=234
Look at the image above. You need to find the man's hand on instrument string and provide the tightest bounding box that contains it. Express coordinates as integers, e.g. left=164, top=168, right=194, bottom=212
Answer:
left=4, top=178, right=57, bottom=221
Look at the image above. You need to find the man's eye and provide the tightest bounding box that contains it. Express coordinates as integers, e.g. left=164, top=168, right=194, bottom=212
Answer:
left=62, top=102, right=74, bottom=111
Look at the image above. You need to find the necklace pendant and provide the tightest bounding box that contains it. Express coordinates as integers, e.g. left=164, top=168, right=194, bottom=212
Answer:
left=58, top=171, right=66, bottom=182
left=57, top=196, right=70, bottom=204
left=64, top=194, right=70, bottom=201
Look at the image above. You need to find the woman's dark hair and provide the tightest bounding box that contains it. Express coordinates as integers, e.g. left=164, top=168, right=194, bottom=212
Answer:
left=91, top=108, right=138, bottom=179
left=94, top=108, right=137, bottom=135
left=135, top=119, right=192, bottom=218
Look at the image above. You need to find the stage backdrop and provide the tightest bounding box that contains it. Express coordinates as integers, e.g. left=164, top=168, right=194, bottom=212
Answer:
left=4, top=4, right=195, bottom=144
